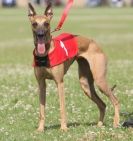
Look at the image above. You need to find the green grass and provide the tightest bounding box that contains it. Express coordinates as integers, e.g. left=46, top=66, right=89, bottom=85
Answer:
left=0, top=7, right=133, bottom=141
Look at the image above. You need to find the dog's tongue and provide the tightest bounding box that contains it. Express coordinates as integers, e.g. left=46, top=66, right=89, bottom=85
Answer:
left=37, top=43, right=45, bottom=54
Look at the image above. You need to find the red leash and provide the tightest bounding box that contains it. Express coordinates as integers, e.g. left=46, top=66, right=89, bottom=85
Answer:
left=51, top=0, right=74, bottom=33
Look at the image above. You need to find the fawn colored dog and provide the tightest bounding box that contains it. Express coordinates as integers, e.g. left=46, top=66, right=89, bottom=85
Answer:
left=28, top=3, right=120, bottom=132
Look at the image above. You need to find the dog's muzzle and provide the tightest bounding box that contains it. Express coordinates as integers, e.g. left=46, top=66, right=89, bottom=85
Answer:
left=36, top=31, right=46, bottom=55
left=37, top=30, right=45, bottom=39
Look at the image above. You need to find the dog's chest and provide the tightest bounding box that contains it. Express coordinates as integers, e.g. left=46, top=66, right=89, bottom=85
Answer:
left=43, top=68, right=53, bottom=79
left=35, top=67, right=53, bottom=79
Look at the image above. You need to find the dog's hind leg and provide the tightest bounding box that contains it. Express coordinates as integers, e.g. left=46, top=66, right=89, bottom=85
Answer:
left=87, top=51, right=120, bottom=128
left=77, top=58, right=106, bottom=126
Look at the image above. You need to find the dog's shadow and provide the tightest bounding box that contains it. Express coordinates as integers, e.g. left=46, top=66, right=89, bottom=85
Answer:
left=45, top=122, right=97, bottom=131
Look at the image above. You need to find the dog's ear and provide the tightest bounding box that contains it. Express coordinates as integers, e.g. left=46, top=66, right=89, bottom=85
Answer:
left=44, top=3, right=53, bottom=20
left=28, top=3, right=36, bottom=17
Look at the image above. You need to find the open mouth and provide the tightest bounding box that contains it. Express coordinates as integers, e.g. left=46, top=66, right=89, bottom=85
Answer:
left=37, top=34, right=46, bottom=55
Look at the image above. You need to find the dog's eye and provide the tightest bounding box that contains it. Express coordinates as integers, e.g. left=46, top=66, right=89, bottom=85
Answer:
left=32, top=22, right=38, bottom=27
left=47, top=12, right=53, bottom=16
left=44, top=22, right=49, bottom=27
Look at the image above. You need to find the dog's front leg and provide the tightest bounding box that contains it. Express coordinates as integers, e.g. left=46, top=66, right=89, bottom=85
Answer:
left=37, top=79, right=46, bottom=132
left=57, top=81, right=68, bottom=131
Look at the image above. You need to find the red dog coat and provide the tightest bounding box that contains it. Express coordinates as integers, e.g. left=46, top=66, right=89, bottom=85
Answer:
left=33, top=33, right=78, bottom=67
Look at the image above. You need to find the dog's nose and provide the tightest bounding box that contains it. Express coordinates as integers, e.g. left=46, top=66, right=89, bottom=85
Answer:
left=37, top=31, right=44, bottom=37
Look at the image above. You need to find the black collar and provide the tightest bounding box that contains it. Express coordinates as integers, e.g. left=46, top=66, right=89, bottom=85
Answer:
left=33, top=50, right=50, bottom=67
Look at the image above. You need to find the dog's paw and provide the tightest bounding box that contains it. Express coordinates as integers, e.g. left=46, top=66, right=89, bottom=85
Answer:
left=60, top=126, right=68, bottom=132
left=97, top=121, right=103, bottom=127
left=36, top=127, right=44, bottom=132
left=113, top=123, right=119, bottom=128
left=113, top=119, right=120, bottom=128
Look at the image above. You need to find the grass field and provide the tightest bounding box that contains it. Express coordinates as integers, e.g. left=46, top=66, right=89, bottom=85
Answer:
left=0, top=6, right=133, bottom=141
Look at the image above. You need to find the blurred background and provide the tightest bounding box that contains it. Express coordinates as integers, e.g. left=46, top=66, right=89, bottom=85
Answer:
left=0, top=0, right=133, bottom=8
left=0, top=0, right=133, bottom=141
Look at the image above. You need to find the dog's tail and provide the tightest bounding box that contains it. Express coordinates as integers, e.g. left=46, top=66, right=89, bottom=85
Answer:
left=111, top=84, right=117, bottom=92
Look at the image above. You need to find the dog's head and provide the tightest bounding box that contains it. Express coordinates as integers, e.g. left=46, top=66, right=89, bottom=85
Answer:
left=28, top=3, right=53, bottom=56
